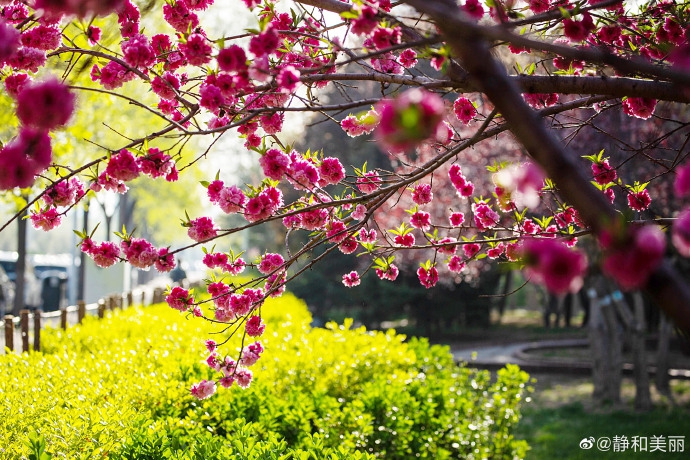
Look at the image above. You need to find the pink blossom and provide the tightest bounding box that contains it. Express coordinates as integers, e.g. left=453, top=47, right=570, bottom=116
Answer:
left=235, top=368, right=253, bottom=388
left=449, top=212, right=465, bottom=227
left=352, top=204, right=367, bottom=221
left=218, top=185, right=247, bottom=214
left=259, top=148, right=291, bottom=181
left=121, top=33, right=155, bottom=69
left=627, top=189, right=651, bottom=212
left=8, top=46, right=46, bottom=72
left=411, top=183, right=433, bottom=205
left=359, top=228, right=377, bottom=243
left=592, top=159, right=617, bottom=185
left=374, top=88, right=445, bottom=153
left=151, top=72, right=180, bottom=100
left=563, top=13, right=594, bottom=42
left=0, top=18, right=20, bottom=65
left=487, top=243, right=505, bottom=259
left=228, top=293, right=251, bottom=316
left=350, top=5, right=378, bottom=36
left=523, top=93, right=559, bottom=109
left=376, top=264, right=399, bottom=281
left=521, top=238, right=587, bottom=294
left=342, top=271, right=361, bottom=287
left=241, top=342, right=264, bottom=366
left=339, top=236, right=359, bottom=254
left=494, top=162, right=545, bottom=208
left=155, top=248, right=175, bottom=273
left=44, top=178, right=84, bottom=207
left=447, top=255, right=466, bottom=273
left=463, top=242, right=481, bottom=259
left=121, top=237, right=158, bottom=269
left=398, top=49, right=417, bottom=68
left=394, top=233, right=415, bottom=247
left=4, top=73, right=31, bottom=98
left=318, top=157, right=345, bottom=185
left=672, top=209, right=690, bottom=257
left=92, top=61, right=135, bottom=90
left=166, top=286, right=194, bottom=312
left=449, top=164, right=475, bottom=198
left=137, top=148, right=176, bottom=179
left=184, top=0, right=214, bottom=10
left=417, top=265, right=438, bottom=289
left=409, top=211, right=431, bottom=231
left=187, top=216, right=217, bottom=242
left=326, top=220, right=349, bottom=244
left=190, top=379, right=216, bottom=400
left=217, top=45, right=247, bottom=73
left=276, top=65, right=300, bottom=93
left=30, top=207, right=61, bottom=231
left=162, top=1, right=199, bottom=33
left=86, top=25, right=101, bottom=44
left=20, top=25, right=61, bottom=51
left=528, top=0, right=550, bottom=14
left=601, top=224, right=665, bottom=290
left=675, top=164, right=690, bottom=197
left=453, top=97, right=477, bottom=124
left=249, top=25, right=279, bottom=57
left=245, top=316, right=265, bottom=337
left=83, top=240, right=121, bottom=268
left=244, top=187, right=283, bottom=223
left=180, top=33, right=212, bottom=66
left=463, top=0, right=485, bottom=19
left=357, top=171, right=381, bottom=193
left=258, top=253, right=284, bottom=274
left=105, top=149, right=140, bottom=182
left=472, top=202, right=499, bottom=230
left=259, top=112, right=284, bottom=134
left=623, top=97, right=657, bottom=120
left=17, top=78, right=75, bottom=131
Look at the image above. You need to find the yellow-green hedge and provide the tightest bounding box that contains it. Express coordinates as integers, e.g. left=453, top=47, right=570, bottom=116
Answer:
left=1, top=292, right=530, bottom=459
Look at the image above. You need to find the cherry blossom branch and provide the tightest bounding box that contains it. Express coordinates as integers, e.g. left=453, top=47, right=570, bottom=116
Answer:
left=404, top=0, right=690, bottom=330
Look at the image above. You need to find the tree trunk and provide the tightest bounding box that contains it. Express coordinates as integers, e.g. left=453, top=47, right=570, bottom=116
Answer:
left=12, top=209, right=27, bottom=316
left=589, top=290, right=623, bottom=405
left=631, top=292, right=652, bottom=411
left=656, top=313, right=673, bottom=401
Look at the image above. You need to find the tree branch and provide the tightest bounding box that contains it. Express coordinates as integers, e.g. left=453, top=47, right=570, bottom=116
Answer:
left=404, top=0, right=690, bottom=330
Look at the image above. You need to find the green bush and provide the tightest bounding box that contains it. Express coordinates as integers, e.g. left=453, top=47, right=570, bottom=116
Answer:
left=1, top=292, right=530, bottom=459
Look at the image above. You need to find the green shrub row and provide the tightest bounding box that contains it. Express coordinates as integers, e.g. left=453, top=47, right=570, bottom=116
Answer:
left=1, top=292, right=531, bottom=459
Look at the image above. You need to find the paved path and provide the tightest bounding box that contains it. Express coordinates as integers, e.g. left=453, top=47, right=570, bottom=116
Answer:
left=452, top=338, right=690, bottom=379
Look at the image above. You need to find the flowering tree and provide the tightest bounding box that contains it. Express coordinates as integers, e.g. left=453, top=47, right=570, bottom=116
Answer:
left=2, top=0, right=690, bottom=398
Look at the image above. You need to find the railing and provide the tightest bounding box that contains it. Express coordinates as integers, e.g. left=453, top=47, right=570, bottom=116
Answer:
left=2, top=286, right=168, bottom=354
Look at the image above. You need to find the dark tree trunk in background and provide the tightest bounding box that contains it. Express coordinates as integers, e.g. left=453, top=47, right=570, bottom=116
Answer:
left=78, top=206, right=89, bottom=302
left=12, top=208, right=27, bottom=316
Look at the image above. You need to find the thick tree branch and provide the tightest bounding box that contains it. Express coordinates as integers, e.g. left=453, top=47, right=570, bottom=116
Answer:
left=404, top=0, right=690, bottom=330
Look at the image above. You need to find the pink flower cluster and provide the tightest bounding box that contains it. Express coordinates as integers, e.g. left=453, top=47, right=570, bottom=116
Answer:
left=601, top=224, right=666, bottom=290
left=623, top=97, right=657, bottom=120
left=448, top=164, right=475, bottom=198
left=521, top=238, right=587, bottom=294
left=374, top=88, right=446, bottom=153
left=202, top=251, right=246, bottom=275
left=340, top=110, right=379, bottom=137
left=187, top=216, right=218, bottom=242
left=417, top=265, right=439, bottom=288
left=165, top=285, right=195, bottom=312
left=81, top=238, right=121, bottom=268
left=207, top=180, right=248, bottom=214
left=257, top=253, right=284, bottom=274
left=342, top=271, right=361, bottom=287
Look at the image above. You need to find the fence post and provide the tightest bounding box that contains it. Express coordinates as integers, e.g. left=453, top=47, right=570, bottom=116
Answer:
left=20, top=310, right=29, bottom=353
left=127, top=291, right=133, bottom=308
left=60, top=308, right=67, bottom=329
left=108, top=295, right=117, bottom=311
left=98, top=299, right=106, bottom=319
left=77, top=300, right=86, bottom=324
left=4, top=315, right=13, bottom=352
left=33, top=311, right=41, bottom=352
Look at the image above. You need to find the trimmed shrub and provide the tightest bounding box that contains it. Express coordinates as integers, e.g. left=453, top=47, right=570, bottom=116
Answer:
left=1, top=293, right=530, bottom=459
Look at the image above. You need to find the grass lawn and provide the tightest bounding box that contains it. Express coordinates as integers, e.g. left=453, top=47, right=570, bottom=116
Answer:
left=516, top=375, right=690, bottom=459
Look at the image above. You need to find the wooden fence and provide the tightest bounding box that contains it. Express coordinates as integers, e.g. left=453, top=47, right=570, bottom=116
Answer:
left=2, top=286, right=168, bottom=354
